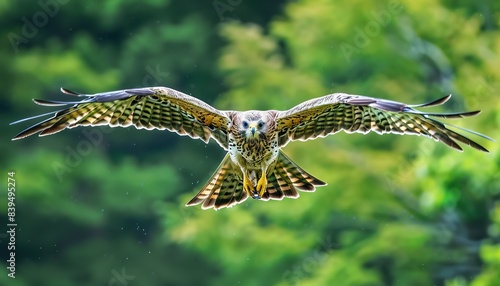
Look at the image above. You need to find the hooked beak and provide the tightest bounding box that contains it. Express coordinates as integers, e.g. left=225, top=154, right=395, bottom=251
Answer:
left=248, top=123, right=259, bottom=138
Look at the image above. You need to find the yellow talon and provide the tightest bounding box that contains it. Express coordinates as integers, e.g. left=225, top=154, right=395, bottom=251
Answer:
left=242, top=171, right=266, bottom=199
left=256, top=175, right=267, bottom=198
left=243, top=174, right=255, bottom=197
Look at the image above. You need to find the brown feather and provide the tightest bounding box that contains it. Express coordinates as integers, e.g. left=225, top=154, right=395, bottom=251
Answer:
left=277, top=93, right=490, bottom=152
left=12, top=87, right=231, bottom=149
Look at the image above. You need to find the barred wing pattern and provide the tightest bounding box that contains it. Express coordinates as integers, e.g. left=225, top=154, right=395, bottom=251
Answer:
left=11, top=87, right=231, bottom=149
left=277, top=94, right=490, bottom=152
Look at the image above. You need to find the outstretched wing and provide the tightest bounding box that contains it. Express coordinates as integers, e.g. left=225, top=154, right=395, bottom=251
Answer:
left=11, top=87, right=231, bottom=149
left=277, top=93, right=492, bottom=152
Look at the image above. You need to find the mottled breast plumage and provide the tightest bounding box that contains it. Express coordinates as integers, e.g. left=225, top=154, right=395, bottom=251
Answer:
left=228, top=111, right=279, bottom=164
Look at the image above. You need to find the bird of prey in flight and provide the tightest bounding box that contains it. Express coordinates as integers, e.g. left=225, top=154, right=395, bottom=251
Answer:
left=12, top=87, right=491, bottom=210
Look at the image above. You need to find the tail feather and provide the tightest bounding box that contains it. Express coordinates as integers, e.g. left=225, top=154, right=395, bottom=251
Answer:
left=209, top=171, right=245, bottom=209
left=263, top=162, right=299, bottom=200
left=279, top=152, right=326, bottom=191
left=185, top=154, right=247, bottom=210
left=186, top=151, right=327, bottom=210
left=264, top=152, right=326, bottom=200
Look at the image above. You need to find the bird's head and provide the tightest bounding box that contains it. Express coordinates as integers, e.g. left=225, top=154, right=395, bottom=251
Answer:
left=237, top=112, right=270, bottom=140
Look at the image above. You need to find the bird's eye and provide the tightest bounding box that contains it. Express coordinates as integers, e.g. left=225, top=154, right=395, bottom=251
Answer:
left=258, top=121, right=264, bottom=129
left=242, top=121, right=249, bottom=129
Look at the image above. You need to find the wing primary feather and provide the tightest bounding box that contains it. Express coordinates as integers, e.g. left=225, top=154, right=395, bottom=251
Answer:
left=33, top=87, right=97, bottom=106
left=33, top=98, right=92, bottom=106
left=10, top=110, right=61, bottom=125
left=423, top=118, right=490, bottom=152
left=433, top=120, right=495, bottom=142
left=408, top=94, right=452, bottom=108
left=403, top=109, right=481, bottom=118
left=11, top=102, right=102, bottom=140
left=38, top=116, right=72, bottom=136
left=60, top=87, right=82, bottom=96
left=12, top=116, right=61, bottom=140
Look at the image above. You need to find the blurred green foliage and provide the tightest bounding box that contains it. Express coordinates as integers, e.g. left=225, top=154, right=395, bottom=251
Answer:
left=1, top=0, right=499, bottom=285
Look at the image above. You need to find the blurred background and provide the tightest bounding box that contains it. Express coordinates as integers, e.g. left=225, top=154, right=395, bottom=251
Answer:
left=1, top=0, right=499, bottom=285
